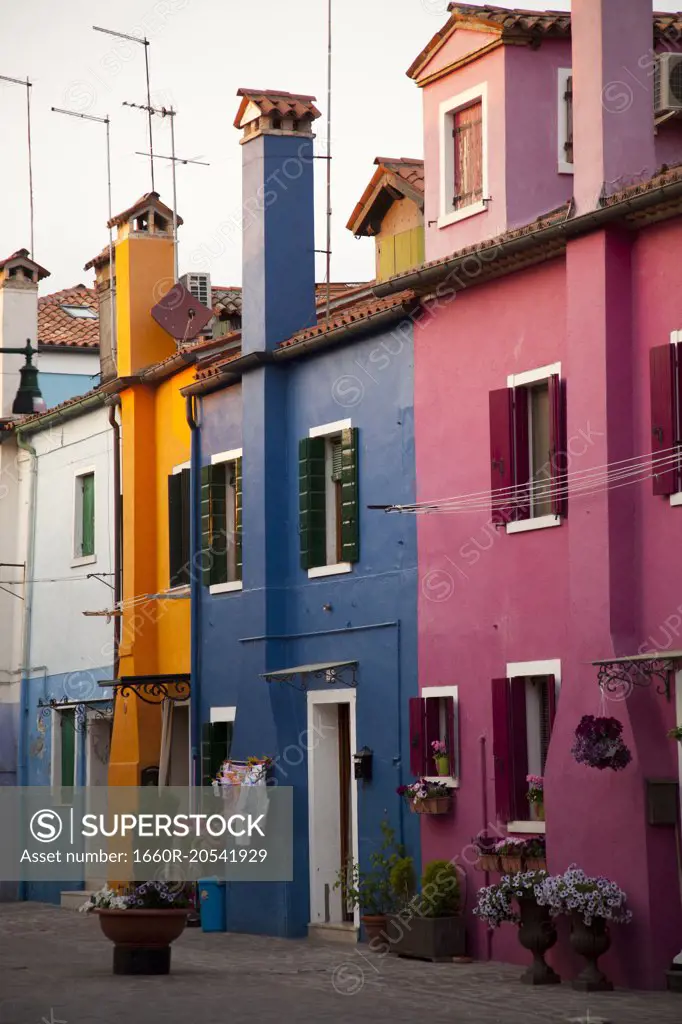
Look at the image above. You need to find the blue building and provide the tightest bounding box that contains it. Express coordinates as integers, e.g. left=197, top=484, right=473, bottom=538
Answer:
left=182, top=88, right=420, bottom=939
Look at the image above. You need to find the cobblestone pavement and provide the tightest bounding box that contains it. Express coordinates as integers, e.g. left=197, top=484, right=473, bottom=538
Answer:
left=0, top=904, right=680, bottom=1024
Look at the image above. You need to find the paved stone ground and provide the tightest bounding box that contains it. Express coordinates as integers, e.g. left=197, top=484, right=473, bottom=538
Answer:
left=0, top=904, right=680, bottom=1024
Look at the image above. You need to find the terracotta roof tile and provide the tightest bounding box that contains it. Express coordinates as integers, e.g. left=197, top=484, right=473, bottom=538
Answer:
left=0, top=248, right=50, bottom=279
left=600, top=161, right=682, bottom=207
left=278, top=290, right=416, bottom=350
left=38, top=285, right=99, bottom=349
left=84, top=244, right=115, bottom=272
left=234, top=89, right=321, bottom=129
left=347, top=158, right=424, bottom=235
left=373, top=157, right=425, bottom=193
left=108, top=191, right=182, bottom=230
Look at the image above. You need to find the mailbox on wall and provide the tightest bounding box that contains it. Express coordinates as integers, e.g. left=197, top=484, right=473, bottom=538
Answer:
left=353, top=746, right=373, bottom=781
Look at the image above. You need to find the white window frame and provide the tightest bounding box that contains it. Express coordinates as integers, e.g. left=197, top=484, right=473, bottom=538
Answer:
left=558, top=68, right=574, bottom=175
left=505, top=658, right=561, bottom=834
left=421, top=684, right=460, bottom=787
left=667, top=332, right=682, bottom=507
left=438, top=82, right=488, bottom=229
left=72, top=465, right=97, bottom=567
left=505, top=362, right=563, bottom=535
left=307, top=420, right=353, bottom=578
left=209, top=448, right=244, bottom=594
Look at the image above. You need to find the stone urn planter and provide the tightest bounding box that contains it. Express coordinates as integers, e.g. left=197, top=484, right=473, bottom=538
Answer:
left=516, top=896, right=560, bottom=986
left=386, top=913, right=466, bottom=962
left=97, top=909, right=189, bottom=975
left=569, top=914, right=614, bottom=992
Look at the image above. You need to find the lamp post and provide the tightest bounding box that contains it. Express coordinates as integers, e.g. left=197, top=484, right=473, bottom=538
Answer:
left=0, top=339, right=45, bottom=414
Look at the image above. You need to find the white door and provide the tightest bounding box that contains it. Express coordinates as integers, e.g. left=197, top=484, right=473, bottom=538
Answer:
left=85, top=713, right=112, bottom=890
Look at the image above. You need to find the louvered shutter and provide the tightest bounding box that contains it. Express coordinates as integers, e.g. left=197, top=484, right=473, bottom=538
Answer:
left=548, top=374, right=568, bottom=517
left=453, top=101, right=483, bottom=210
left=299, top=437, right=327, bottom=570
left=512, top=386, right=530, bottom=520
left=424, top=698, right=441, bottom=774
left=409, top=697, right=426, bottom=777
left=489, top=389, right=515, bottom=524
left=235, top=457, right=243, bottom=582
left=200, top=464, right=227, bottom=587
left=446, top=695, right=457, bottom=778
left=540, top=675, right=557, bottom=773
left=168, top=473, right=184, bottom=587
left=509, top=677, right=528, bottom=822
left=180, top=468, right=192, bottom=586
left=564, top=75, right=574, bottom=163
left=491, top=678, right=512, bottom=823
left=650, top=344, right=678, bottom=495
left=340, top=427, right=360, bottom=563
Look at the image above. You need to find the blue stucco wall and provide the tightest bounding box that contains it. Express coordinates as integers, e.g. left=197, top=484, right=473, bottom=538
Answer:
left=39, top=372, right=98, bottom=410
left=197, top=315, right=419, bottom=938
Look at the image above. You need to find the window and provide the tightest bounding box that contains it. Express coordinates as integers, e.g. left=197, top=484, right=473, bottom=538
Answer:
left=60, top=304, right=98, bottom=319
left=201, top=709, right=235, bottom=786
left=168, top=466, right=191, bottom=588
left=439, top=84, right=487, bottom=227
left=409, top=687, right=459, bottom=781
left=489, top=365, right=566, bottom=531
left=650, top=335, right=682, bottom=500
left=74, top=471, right=95, bottom=559
left=492, top=672, right=558, bottom=824
left=299, top=424, right=359, bottom=575
left=558, top=69, right=574, bottom=174
left=201, top=451, right=243, bottom=591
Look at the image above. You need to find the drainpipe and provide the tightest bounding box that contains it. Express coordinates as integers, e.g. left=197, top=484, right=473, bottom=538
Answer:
left=15, top=429, right=37, bottom=902
left=106, top=398, right=122, bottom=678
left=185, top=395, right=200, bottom=789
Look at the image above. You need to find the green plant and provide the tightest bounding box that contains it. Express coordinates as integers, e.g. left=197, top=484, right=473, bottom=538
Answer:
left=389, top=856, right=416, bottom=905
left=668, top=726, right=682, bottom=741
left=419, top=860, right=461, bottom=918
left=335, top=819, right=404, bottom=915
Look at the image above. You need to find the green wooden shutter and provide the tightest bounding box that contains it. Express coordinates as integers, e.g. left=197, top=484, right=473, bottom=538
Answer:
left=61, top=709, right=75, bottom=802
left=168, top=473, right=184, bottom=587
left=340, top=427, right=360, bottom=563
left=299, top=436, right=327, bottom=570
left=81, top=473, right=95, bottom=557
left=180, top=469, right=192, bottom=585
left=235, top=457, right=243, bottom=582
left=200, top=464, right=228, bottom=587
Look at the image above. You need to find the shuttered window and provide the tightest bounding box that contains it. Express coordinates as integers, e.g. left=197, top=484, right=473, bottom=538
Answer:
left=489, top=373, right=566, bottom=524
left=453, top=100, right=483, bottom=211
left=491, top=675, right=556, bottom=823
left=168, top=468, right=191, bottom=588
left=201, top=721, right=233, bottom=786
left=650, top=343, right=682, bottom=496
left=74, top=472, right=95, bottom=559
left=408, top=692, right=458, bottom=779
left=201, top=457, right=243, bottom=587
left=564, top=75, right=574, bottom=164
left=299, top=427, right=359, bottom=570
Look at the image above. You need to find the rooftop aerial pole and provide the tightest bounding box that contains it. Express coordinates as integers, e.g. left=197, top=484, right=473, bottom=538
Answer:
left=325, top=0, right=332, bottom=322
left=0, top=74, right=35, bottom=257
left=93, top=26, right=155, bottom=191
left=51, top=107, right=115, bottom=367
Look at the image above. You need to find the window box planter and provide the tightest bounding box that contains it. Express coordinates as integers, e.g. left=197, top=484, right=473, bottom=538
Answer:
left=411, top=796, right=452, bottom=815
left=523, top=857, right=547, bottom=872
left=475, top=853, right=501, bottom=872
left=499, top=855, right=523, bottom=874
left=386, top=913, right=466, bottom=962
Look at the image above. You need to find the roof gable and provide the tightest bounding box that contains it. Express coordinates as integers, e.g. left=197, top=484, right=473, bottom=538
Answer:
left=347, top=158, right=424, bottom=237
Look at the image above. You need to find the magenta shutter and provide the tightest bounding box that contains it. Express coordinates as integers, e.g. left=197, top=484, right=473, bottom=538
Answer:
left=489, top=389, right=514, bottom=525
left=509, top=677, right=528, bottom=822
left=491, top=678, right=512, bottom=823
left=546, top=674, right=557, bottom=731
left=409, top=697, right=426, bottom=777
left=512, top=386, right=530, bottom=520
left=548, top=374, right=567, bottom=516
left=650, top=344, right=678, bottom=495
left=445, top=696, right=457, bottom=777
left=425, top=698, right=440, bottom=773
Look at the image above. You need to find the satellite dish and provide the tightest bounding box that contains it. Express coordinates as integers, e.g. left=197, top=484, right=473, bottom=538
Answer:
left=151, top=283, right=213, bottom=342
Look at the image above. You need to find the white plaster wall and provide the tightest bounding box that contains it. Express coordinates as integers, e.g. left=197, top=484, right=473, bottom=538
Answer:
left=0, top=437, right=27, bottom=705
left=0, top=285, right=39, bottom=418
left=37, top=351, right=100, bottom=376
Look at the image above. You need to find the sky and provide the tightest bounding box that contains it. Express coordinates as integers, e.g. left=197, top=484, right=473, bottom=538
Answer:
left=0, top=0, right=680, bottom=294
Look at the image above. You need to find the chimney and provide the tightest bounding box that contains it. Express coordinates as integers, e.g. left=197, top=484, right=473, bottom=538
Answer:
left=572, top=0, right=657, bottom=214
left=107, top=191, right=180, bottom=376
left=234, top=89, right=321, bottom=355
left=0, top=249, right=50, bottom=418
left=84, top=244, right=117, bottom=382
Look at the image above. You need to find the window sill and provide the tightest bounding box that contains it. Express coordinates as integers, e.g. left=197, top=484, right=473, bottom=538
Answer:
left=423, top=776, right=460, bottom=788
left=507, top=820, right=546, bottom=834
left=558, top=162, right=574, bottom=175
left=670, top=493, right=682, bottom=507
left=438, top=200, right=488, bottom=229
left=209, top=581, right=243, bottom=595
left=506, top=514, right=562, bottom=535
left=71, top=554, right=97, bottom=567
left=155, top=585, right=190, bottom=599
left=307, top=563, right=352, bottom=579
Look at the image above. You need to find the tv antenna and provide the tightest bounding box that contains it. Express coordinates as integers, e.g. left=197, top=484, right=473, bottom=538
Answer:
left=93, top=26, right=155, bottom=191
left=51, top=107, right=115, bottom=368
left=125, top=101, right=209, bottom=282
left=0, top=74, right=35, bottom=257
left=325, top=0, right=332, bottom=322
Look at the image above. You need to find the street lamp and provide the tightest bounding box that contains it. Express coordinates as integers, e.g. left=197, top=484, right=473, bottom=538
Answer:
left=0, top=339, right=45, bottom=414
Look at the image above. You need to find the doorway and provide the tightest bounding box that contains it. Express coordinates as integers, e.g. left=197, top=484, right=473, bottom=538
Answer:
left=85, top=711, right=112, bottom=890
left=307, top=691, right=358, bottom=929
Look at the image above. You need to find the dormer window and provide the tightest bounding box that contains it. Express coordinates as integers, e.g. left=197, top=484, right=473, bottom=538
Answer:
left=439, top=84, right=488, bottom=228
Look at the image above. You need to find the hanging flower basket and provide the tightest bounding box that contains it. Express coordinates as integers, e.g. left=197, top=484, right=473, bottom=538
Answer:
left=571, top=716, right=632, bottom=771
left=397, top=779, right=453, bottom=816
left=412, top=796, right=452, bottom=815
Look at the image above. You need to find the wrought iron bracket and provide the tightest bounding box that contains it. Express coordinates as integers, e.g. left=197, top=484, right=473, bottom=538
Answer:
left=107, top=675, right=191, bottom=705
left=37, top=697, right=114, bottom=732
left=595, top=657, right=677, bottom=701
left=263, top=664, right=358, bottom=692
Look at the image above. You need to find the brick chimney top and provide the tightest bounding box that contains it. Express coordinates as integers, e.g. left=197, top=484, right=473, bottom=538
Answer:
left=107, top=191, right=182, bottom=238
left=234, top=88, right=321, bottom=143
left=0, top=249, right=50, bottom=287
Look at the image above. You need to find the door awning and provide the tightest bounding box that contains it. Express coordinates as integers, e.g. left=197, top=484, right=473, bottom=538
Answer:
left=592, top=652, right=682, bottom=701
left=261, top=660, right=358, bottom=691
left=99, top=674, right=191, bottom=705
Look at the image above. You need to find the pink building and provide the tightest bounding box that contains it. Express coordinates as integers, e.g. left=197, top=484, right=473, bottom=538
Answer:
left=377, top=1, right=682, bottom=990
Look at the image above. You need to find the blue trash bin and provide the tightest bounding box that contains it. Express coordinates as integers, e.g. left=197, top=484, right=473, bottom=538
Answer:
left=198, top=878, right=226, bottom=932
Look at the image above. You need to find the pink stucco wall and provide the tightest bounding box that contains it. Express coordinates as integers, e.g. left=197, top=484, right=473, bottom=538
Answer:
left=414, top=223, right=682, bottom=988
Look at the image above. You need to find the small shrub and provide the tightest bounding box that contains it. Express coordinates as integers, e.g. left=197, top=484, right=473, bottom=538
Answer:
left=420, top=859, right=460, bottom=918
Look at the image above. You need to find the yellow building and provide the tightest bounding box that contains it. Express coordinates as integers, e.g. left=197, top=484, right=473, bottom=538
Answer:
left=347, top=157, right=425, bottom=282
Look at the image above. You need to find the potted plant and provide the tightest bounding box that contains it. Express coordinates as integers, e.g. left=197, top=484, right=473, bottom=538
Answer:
left=535, top=866, right=631, bottom=991
left=387, top=860, right=466, bottom=962
left=526, top=775, right=545, bottom=820
left=571, top=716, right=632, bottom=771
left=475, top=870, right=560, bottom=985
left=397, top=779, right=453, bottom=815
left=335, top=820, right=403, bottom=944
left=431, top=739, right=450, bottom=777
left=473, top=834, right=500, bottom=873
left=668, top=725, right=682, bottom=744
left=81, top=882, right=190, bottom=975
left=494, top=837, right=527, bottom=874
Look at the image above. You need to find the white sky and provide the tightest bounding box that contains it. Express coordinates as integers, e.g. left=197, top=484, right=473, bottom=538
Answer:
left=1, top=0, right=679, bottom=293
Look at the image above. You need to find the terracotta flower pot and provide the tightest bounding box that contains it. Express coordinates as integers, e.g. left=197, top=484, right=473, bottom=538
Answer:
left=97, top=909, right=189, bottom=975
left=412, top=797, right=452, bottom=815
left=516, top=896, right=560, bottom=985
left=362, top=914, right=387, bottom=945
left=475, top=853, right=500, bottom=872
left=569, top=914, right=613, bottom=992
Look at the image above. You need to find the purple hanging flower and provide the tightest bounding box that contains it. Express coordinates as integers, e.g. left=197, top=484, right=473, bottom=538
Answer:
left=571, top=716, right=632, bottom=771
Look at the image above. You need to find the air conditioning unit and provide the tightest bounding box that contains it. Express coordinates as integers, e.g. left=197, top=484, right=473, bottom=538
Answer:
left=654, top=53, right=682, bottom=116
left=180, top=272, right=213, bottom=339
